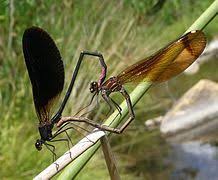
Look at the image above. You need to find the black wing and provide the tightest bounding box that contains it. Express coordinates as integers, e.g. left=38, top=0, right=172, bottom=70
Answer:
left=22, top=27, right=64, bottom=123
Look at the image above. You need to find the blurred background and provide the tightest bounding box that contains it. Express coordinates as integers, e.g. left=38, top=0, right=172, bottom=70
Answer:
left=0, top=0, right=217, bottom=179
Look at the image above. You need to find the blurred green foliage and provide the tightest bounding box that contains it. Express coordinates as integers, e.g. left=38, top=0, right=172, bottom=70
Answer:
left=0, top=0, right=217, bottom=179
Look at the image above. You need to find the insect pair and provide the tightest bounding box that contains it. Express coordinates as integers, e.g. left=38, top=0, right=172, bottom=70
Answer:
left=22, top=27, right=206, bottom=157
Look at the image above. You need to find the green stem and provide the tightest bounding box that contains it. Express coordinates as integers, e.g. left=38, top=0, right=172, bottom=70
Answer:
left=186, top=0, right=218, bottom=33
left=57, top=1, right=218, bottom=179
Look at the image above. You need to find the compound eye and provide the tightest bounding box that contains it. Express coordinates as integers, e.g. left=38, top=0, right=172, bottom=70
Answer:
left=90, top=87, right=94, bottom=93
left=90, top=81, right=98, bottom=93
left=35, top=140, right=42, bottom=151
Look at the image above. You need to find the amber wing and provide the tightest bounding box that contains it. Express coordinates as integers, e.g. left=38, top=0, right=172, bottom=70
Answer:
left=117, top=30, right=206, bottom=84
left=22, top=27, right=64, bottom=123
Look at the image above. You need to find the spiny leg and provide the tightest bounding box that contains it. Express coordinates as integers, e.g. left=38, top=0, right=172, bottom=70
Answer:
left=79, top=94, right=101, bottom=117
left=97, top=87, right=135, bottom=134
left=96, top=94, right=100, bottom=108
left=65, top=131, right=73, bottom=147
left=52, top=124, right=76, bottom=160
left=101, top=90, right=124, bottom=128
left=117, top=87, right=135, bottom=133
left=51, top=138, right=72, bottom=159
left=60, top=125, right=95, bottom=144
left=51, top=138, right=71, bottom=150
left=107, top=97, right=123, bottom=127
left=102, top=93, right=114, bottom=117
left=57, top=87, right=134, bottom=134
left=74, top=92, right=97, bottom=116
left=57, top=116, right=122, bottom=134
left=111, top=97, right=122, bottom=117
left=74, top=88, right=134, bottom=134
left=64, top=131, right=73, bottom=160
left=44, top=142, right=58, bottom=168
left=55, top=120, right=91, bottom=139
left=55, top=122, right=94, bottom=143
left=55, top=121, right=88, bottom=135
left=54, top=121, right=73, bottom=135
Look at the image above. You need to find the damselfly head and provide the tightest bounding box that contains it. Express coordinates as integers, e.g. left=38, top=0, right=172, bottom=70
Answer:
left=35, top=139, right=43, bottom=151
left=89, top=81, right=99, bottom=93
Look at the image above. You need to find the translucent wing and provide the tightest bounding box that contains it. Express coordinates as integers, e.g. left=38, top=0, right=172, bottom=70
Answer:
left=117, top=31, right=206, bottom=84
left=22, top=27, right=64, bottom=123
